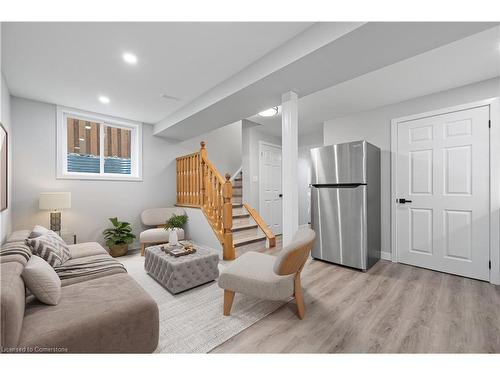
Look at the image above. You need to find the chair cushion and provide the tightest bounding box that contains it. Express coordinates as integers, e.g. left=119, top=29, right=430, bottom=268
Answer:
left=25, top=231, right=71, bottom=267
left=68, top=242, right=109, bottom=259
left=22, top=255, right=61, bottom=305
left=140, top=207, right=186, bottom=226
left=140, top=228, right=185, bottom=243
left=218, top=251, right=295, bottom=301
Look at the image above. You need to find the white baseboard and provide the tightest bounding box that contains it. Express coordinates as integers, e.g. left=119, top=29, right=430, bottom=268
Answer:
left=381, top=251, right=392, bottom=261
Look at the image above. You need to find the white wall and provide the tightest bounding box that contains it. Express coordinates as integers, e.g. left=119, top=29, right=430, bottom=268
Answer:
left=0, top=74, right=11, bottom=243
left=298, top=128, right=323, bottom=226
left=1, top=22, right=13, bottom=243
left=323, top=77, right=500, bottom=254
left=241, top=120, right=282, bottom=209
left=179, top=120, right=242, bottom=178
left=10, top=97, right=187, bottom=247
left=183, top=207, right=221, bottom=251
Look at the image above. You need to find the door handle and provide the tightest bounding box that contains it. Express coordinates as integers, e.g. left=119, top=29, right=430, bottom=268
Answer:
left=397, top=198, right=412, bottom=204
left=278, top=193, right=283, bottom=198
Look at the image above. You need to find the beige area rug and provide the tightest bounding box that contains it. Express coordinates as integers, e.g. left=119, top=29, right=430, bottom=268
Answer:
left=120, top=252, right=284, bottom=353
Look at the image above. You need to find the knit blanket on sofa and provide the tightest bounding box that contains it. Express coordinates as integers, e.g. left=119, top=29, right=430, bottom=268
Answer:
left=54, top=255, right=126, bottom=280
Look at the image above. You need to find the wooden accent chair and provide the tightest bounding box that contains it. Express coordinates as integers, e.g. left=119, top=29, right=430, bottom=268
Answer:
left=218, top=228, right=316, bottom=319
left=139, top=207, right=186, bottom=256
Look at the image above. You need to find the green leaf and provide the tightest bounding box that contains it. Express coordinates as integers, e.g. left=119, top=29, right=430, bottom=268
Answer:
left=165, top=214, right=188, bottom=229
left=103, top=217, right=134, bottom=246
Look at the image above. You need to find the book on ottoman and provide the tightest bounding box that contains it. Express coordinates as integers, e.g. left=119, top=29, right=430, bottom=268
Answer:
left=161, top=241, right=196, bottom=257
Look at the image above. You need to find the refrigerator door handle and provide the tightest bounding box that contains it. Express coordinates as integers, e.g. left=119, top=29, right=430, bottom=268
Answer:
left=311, top=183, right=366, bottom=188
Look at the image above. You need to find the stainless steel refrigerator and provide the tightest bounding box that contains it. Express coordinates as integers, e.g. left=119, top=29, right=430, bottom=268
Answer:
left=310, top=140, right=380, bottom=270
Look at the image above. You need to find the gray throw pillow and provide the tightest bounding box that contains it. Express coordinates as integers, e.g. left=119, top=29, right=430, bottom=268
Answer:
left=22, top=255, right=61, bottom=305
left=26, top=230, right=71, bottom=267
left=29, top=224, right=50, bottom=239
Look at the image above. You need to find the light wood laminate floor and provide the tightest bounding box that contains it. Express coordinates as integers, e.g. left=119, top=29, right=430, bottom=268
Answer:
left=211, top=237, right=500, bottom=353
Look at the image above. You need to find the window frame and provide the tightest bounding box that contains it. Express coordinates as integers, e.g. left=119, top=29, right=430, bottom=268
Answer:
left=56, top=106, right=143, bottom=181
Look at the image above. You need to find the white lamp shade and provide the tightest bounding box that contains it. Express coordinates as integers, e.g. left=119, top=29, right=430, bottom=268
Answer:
left=39, top=192, right=71, bottom=210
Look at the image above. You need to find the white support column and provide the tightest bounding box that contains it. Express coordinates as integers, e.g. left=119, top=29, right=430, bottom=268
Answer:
left=281, top=91, right=299, bottom=246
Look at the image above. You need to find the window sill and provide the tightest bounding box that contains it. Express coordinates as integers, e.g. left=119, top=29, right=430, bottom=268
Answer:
left=56, top=173, right=143, bottom=182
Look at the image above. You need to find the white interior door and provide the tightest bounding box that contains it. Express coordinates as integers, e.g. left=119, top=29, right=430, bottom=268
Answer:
left=395, top=105, right=490, bottom=281
left=260, top=142, right=282, bottom=235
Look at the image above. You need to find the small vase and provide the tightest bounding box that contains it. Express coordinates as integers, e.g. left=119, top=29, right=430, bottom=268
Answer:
left=168, top=229, right=179, bottom=245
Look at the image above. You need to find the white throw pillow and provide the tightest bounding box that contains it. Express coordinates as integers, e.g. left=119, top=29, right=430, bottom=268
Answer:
left=29, top=224, right=50, bottom=239
left=22, top=255, right=62, bottom=305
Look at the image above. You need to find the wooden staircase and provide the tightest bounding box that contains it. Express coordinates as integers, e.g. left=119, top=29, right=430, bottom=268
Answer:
left=175, top=142, right=275, bottom=260
left=231, top=173, right=269, bottom=248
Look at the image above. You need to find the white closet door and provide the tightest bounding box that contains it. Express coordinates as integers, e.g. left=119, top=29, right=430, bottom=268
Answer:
left=396, top=105, right=490, bottom=280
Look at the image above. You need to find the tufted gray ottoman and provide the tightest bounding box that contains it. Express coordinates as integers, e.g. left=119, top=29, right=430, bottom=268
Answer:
left=144, top=244, right=220, bottom=294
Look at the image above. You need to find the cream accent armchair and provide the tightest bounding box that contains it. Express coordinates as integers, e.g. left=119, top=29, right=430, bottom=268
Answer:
left=218, top=228, right=316, bottom=319
left=139, top=207, right=186, bottom=256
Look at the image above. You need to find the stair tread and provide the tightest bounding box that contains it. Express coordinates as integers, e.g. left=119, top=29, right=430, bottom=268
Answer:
left=234, top=234, right=267, bottom=247
left=232, top=223, right=258, bottom=232
left=232, top=213, right=250, bottom=218
left=232, top=203, right=243, bottom=208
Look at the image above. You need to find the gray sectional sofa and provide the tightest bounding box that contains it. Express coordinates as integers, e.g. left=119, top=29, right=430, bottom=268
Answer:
left=1, top=230, right=159, bottom=353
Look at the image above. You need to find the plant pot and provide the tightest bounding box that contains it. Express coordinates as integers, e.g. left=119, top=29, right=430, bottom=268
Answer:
left=109, top=243, right=128, bottom=257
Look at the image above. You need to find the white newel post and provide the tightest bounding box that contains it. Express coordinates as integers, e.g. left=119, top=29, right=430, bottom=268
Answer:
left=281, top=91, right=299, bottom=246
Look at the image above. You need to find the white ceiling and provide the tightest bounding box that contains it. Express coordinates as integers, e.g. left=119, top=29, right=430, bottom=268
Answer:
left=1, top=22, right=312, bottom=123
left=3, top=22, right=498, bottom=140
left=248, top=26, right=500, bottom=137
left=154, top=22, right=497, bottom=140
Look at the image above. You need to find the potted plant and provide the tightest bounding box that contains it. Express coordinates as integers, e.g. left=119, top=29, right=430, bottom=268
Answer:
left=164, top=214, right=188, bottom=245
left=103, top=217, right=136, bottom=257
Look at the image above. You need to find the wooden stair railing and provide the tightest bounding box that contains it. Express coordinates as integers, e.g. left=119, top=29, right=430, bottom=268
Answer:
left=176, top=141, right=276, bottom=260
left=243, top=203, right=276, bottom=248
left=176, top=141, right=234, bottom=260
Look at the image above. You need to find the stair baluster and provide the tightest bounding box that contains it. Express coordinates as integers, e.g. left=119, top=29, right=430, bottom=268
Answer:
left=176, top=141, right=275, bottom=259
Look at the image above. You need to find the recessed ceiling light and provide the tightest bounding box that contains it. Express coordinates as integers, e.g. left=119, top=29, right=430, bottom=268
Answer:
left=122, top=52, right=138, bottom=65
left=160, top=93, right=181, bottom=101
left=98, top=96, right=110, bottom=104
left=258, top=106, right=279, bottom=117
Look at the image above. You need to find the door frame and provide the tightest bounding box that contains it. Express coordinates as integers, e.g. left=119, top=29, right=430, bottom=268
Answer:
left=390, top=97, right=500, bottom=284
left=258, top=140, right=282, bottom=234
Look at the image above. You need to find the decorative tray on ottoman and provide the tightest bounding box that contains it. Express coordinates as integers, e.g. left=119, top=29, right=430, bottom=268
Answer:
left=161, top=241, right=196, bottom=257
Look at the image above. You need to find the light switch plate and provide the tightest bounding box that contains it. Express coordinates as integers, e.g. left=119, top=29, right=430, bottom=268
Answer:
left=252, top=176, right=258, bottom=182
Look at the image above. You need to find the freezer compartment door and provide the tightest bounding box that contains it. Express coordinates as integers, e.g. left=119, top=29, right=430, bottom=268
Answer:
left=311, top=185, right=367, bottom=269
left=310, top=141, right=366, bottom=185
